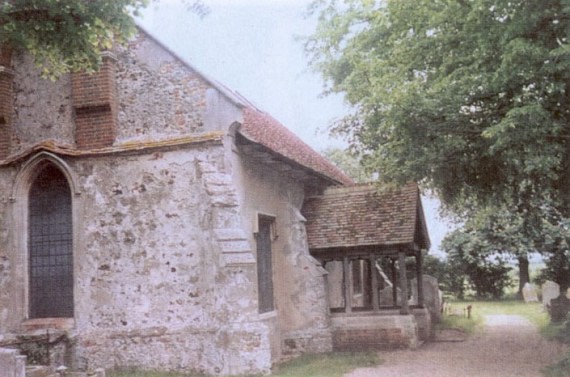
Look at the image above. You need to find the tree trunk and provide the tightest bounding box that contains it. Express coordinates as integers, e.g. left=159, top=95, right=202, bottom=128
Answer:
left=518, top=256, right=530, bottom=300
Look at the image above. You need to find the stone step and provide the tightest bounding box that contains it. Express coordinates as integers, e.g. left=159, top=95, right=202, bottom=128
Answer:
left=25, top=366, right=104, bottom=377
left=25, top=365, right=54, bottom=377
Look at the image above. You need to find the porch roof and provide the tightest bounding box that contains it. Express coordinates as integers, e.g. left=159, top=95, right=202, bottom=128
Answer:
left=239, top=107, right=354, bottom=186
left=302, top=183, right=431, bottom=255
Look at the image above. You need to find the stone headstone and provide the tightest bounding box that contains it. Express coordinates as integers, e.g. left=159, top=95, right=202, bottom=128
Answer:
left=0, top=348, right=26, bottom=377
left=522, top=282, right=539, bottom=303
left=379, top=286, right=400, bottom=306
left=549, top=294, right=570, bottom=323
left=412, top=275, right=442, bottom=323
left=567, top=288, right=570, bottom=299
left=542, top=280, right=560, bottom=308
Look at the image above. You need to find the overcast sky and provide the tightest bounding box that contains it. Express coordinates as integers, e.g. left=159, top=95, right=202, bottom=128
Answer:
left=137, top=0, right=454, bottom=254
left=138, top=0, right=347, bottom=149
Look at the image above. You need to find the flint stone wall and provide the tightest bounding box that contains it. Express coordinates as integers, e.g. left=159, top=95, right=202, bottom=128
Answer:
left=6, top=31, right=214, bottom=157
left=0, top=166, right=17, bottom=332
left=11, top=52, right=76, bottom=153
left=1, top=144, right=273, bottom=375
left=0, top=28, right=332, bottom=375
left=115, top=33, right=211, bottom=142
left=73, top=147, right=271, bottom=375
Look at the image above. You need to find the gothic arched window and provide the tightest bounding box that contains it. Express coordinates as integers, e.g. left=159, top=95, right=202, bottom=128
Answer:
left=28, top=164, right=74, bottom=318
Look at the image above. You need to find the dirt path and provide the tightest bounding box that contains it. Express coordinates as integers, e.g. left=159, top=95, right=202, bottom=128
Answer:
left=346, top=315, right=569, bottom=377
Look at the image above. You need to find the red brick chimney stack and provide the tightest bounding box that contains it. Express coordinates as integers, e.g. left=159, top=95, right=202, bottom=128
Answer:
left=71, top=52, right=118, bottom=149
left=0, top=45, right=13, bottom=160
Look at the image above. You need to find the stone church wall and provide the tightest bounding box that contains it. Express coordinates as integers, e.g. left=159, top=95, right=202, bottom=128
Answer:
left=0, top=29, right=331, bottom=375
left=0, top=143, right=273, bottom=375
left=11, top=52, right=76, bottom=153
left=7, top=31, right=213, bottom=157
left=114, top=33, right=212, bottom=142
left=231, top=152, right=333, bottom=362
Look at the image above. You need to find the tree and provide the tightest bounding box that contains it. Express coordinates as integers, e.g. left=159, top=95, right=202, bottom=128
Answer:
left=423, top=254, right=468, bottom=300
left=305, top=0, right=570, bottom=216
left=535, top=216, right=570, bottom=291
left=442, top=225, right=513, bottom=299
left=322, top=146, right=371, bottom=182
left=441, top=205, right=537, bottom=297
left=0, top=0, right=209, bottom=79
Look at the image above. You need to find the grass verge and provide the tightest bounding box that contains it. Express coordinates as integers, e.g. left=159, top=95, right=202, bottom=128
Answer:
left=438, top=300, right=550, bottom=334
left=109, top=352, right=380, bottom=377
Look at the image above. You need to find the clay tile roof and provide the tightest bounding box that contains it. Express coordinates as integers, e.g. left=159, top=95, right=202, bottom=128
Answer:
left=302, top=182, right=430, bottom=251
left=239, top=107, right=354, bottom=186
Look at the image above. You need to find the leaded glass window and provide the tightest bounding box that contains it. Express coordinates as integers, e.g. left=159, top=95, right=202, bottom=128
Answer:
left=28, top=165, right=73, bottom=318
left=256, top=216, right=274, bottom=313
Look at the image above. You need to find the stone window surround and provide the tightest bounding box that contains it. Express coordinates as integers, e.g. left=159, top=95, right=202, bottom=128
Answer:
left=8, top=152, right=82, bottom=329
left=254, top=212, right=277, bottom=315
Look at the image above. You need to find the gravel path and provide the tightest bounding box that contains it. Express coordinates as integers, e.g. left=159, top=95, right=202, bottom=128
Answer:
left=346, top=315, right=569, bottom=377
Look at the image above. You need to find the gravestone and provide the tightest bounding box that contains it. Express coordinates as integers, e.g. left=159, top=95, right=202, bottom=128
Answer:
left=542, top=280, right=560, bottom=309
left=412, top=275, right=442, bottom=323
left=0, top=348, right=26, bottom=377
left=567, top=288, right=570, bottom=299
left=522, top=282, right=539, bottom=303
left=379, top=286, right=400, bottom=306
left=549, top=294, right=570, bottom=323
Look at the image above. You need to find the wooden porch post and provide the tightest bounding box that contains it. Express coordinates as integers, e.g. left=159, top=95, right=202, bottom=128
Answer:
left=370, top=254, right=379, bottom=312
left=398, top=251, right=410, bottom=315
left=343, top=256, right=352, bottom=313
left=415, top=250, right=424, bottom=308
left=391, top=258, right=398, bottom=307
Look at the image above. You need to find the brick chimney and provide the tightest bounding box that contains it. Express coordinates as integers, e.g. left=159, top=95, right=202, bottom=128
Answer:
left=0, top=45, right=13, bottom=160
left=71, top=52, right=118, bottom=149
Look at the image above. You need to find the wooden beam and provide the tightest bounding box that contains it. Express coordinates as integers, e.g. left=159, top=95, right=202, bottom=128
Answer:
left=415, top=250, right=424, bottom=308
left=343, top=256, right=352, bottom=313
left=370, top=254, right=379, bottom=312
left=398, top=251, right=410, bottom=315
left=391, top=258, right=398, bottom=306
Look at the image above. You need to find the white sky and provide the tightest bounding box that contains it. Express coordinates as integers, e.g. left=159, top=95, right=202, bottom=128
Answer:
left=137, top=0, right=454, bottom=254
left=138, top=0, right=347, bottom=150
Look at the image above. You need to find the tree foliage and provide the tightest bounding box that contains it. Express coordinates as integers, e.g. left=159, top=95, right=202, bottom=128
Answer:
left=322, top=146, right=371, bottom=182
left=536, top=249, right=570, bottom=291
left=0, top=0, right=209, bottom=79
left=535, top=217, right=570, bottom=291
left=423, top=254, right=468, bottom=299
left=305, top=0, right=570, bottom=215
left=442, top=225, right=513, bottom=299
left=0, top=0, right=148, bottom=78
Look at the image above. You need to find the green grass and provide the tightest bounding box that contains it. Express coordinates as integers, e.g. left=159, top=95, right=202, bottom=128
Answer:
left=267, top=352, right=379, bottom=377
left=543, top=358, right=570, bottom=377
left=109, top=352, right=380, bottom=377
left=440, top=300, right=551, bottom=334
left=436, top=307, right=482, bottom=334
left=110, top=372, right=204, bottom=377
